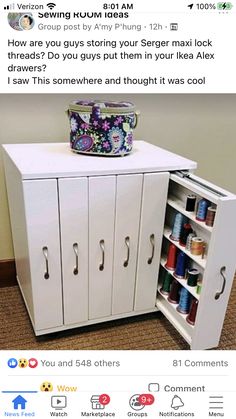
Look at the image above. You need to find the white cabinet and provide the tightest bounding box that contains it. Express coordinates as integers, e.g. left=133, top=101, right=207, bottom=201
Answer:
left=3, top=141, right=236, bottom=349
left=23, top=179, right=63, bottom=331
left=88, top=176, right=116, bottom=320
left=156, top=172, right=236, bottom=349
left=112, top=174, right=143, bottom=315
left=58, top=177, right=89, bottom=325
left=135, top=172, right=169, bottom=311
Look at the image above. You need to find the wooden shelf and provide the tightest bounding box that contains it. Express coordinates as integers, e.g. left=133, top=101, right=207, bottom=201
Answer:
left=160, top=257, right=200, bottom=300
left=167, top=195, right=213, bottom=233
left=156, top=286, right=193, bottom=345
left=163, top=227, right=206, bottom=269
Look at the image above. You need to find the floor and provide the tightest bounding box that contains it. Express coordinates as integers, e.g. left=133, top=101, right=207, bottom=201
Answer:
left=0, top=282, right=235, bottom=350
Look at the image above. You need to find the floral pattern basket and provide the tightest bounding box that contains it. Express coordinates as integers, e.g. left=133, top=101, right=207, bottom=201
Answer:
left=68, top=100, right=139, bottom=156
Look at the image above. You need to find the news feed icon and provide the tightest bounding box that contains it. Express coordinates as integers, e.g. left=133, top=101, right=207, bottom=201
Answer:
left=8, top=12, right=35, bottom=31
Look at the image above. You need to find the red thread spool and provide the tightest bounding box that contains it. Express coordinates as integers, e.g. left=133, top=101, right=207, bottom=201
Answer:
left=186, top=298, right=199, bottom=325
left=179, top=223, right=193, bottom=247
left=165, top=244, right=177, bottom=271
left=168, top=279, right=181, bottom=304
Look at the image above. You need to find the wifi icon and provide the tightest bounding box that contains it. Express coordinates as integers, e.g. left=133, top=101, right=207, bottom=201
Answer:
left=47, top=2, right=56, bottom=9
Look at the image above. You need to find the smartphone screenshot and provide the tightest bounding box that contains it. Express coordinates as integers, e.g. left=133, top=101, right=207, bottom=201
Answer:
left=0, top=1, right=235, bottom=417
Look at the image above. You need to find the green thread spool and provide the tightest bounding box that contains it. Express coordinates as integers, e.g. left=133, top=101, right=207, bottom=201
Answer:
left=197, top=279, right=202, bottom=294
left=187, top=268, right=199, bottom=287
left=160, top=271, right=173, bottom=295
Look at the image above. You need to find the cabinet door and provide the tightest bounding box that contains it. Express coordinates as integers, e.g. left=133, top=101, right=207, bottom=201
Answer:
left=89, top=176, right=116, bottom=320
left=23, top=179, right=63, bottom=330
left=135, top=173, right=169, bottom=311
left=156, top=172, right=236, bottom=350
left=58, top=178, right=88, bottom=325
left=112, top=174, right=143, bottom=315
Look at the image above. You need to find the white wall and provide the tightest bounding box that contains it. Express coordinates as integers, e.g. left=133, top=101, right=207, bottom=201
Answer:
left=0, top=94, right=236, bottom=259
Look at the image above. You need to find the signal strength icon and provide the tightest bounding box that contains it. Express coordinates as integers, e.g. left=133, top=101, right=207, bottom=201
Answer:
left=4, top=3, right=14, bottom=10
left=47, top=2, right=56, bottom=9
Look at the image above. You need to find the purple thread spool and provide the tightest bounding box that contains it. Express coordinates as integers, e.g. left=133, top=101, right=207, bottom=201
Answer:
left=177, top=287, right=192, bottom=314
left=174, top=251, right=188, bottom=279
left=168, top=279, right=181, bottom=304
left=170, top=213, right=185, bottom=241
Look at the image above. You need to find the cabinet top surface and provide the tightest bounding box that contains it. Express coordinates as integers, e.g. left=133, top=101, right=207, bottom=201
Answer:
left=2, top=141, right=197, bottom=179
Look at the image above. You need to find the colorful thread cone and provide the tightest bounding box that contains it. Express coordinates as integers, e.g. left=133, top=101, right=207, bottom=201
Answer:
left=170, top=213, right=185, bottom=241
left=186, top=298, right=199, bottom=325
left=177, top=287, right=191, bottom=314
left=168, top=279, right=181, bottom=304
left=179, top=223, right=193, bottom=246
left=165, top=243, right=177, bottom=271
left=187, top=268, right=199, bottom=287
left=185, top=194, right=196, bottom=212
left=174, top=251, right=188, bottom=279
left=160, top=271, right=173, bottom=295
left=196, top=199, right=210, bottom=221
left=205, top=206, right=216, bottom=227
left=185, top=232, right=196, bottom=252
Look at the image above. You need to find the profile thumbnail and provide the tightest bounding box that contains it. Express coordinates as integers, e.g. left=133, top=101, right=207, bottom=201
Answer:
left=8, top=12, right=35, bottom=31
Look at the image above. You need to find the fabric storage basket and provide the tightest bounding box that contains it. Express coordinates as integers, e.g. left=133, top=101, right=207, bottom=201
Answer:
left=68, top=100, right=139, bottom=156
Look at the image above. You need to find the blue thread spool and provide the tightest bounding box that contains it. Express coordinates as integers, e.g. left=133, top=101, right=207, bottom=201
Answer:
left=170, top=213, right=185, bottom=241
left=174, top=251, right=188, bottom=279
left=177, top=287, right=192, bottom=314
left=196, top=199, right=210, bottom=221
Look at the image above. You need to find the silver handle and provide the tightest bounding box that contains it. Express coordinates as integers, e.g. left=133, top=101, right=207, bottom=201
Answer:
left=73, top=243, right=79, bottom=275
left=147, top=234, right=155, bottom=265
left=99, top=239, right=105, bottom=271
left=215, top=266, right=226, bottom=300
left=123, top=236, right=130, bottom=268
left=42, top=246, right=49, bottom=279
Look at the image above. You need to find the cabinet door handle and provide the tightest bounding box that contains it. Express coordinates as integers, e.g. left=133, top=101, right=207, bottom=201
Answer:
left=123, top=236, right=130, bottom=267
left=73, top=243, right=79, bottom=275
left=99, top=239, right=105, bottom=271
left=215, top=266, right=226, bottom=300
left=42, top=246, right=49, bottom=279
left=147, top=234, right=155, bottom=265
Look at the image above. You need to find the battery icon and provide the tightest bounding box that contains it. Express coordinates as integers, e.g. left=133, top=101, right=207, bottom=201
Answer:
left=217, top=2, right=233, bottom=9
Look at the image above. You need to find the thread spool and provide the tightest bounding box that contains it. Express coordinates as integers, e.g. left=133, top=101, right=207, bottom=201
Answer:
left=196, top=198, right=210, bottom=221
left=170, top=213, right=185, bottom=241
left=186, top=268, right=199, bottom=287
left=165, top=243, right=177, bottom=271
left=179, top=223, right=193, bottom=247
left=185, top=194, right=196, bottom=212
left=205, top=206, right=216, bottom=227
left=190, top=237, right=204, bottom=256
left=196, top=279, right=202, bottom=295
left=174, top=251, right=188, bottom=279
left=185, top=232, right=197, bottom=252
left=168, top=279, right=181, bottom=304
left=160, top=271, right=173, bottom=295
left=186, top=298, right=199, bottom=325
left=177, top=287, right=192, bottom=314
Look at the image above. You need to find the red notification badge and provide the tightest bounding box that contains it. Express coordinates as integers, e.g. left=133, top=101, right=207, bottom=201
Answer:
left=138, top=394, right=155, bottom=406
left=99, top=394, right=110, bottom=406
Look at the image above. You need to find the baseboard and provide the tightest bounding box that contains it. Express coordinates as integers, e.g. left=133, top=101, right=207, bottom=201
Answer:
left=0, top=259, right=17, bottom=287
